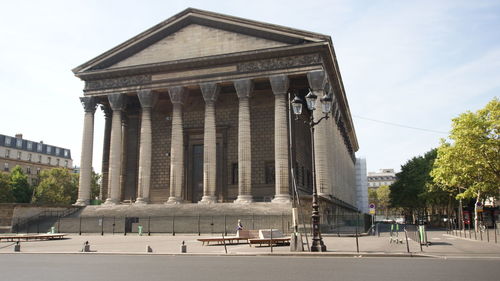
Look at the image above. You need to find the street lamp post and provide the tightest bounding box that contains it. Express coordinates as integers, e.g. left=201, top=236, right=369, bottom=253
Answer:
left=291, top=90, right=332, bottom=252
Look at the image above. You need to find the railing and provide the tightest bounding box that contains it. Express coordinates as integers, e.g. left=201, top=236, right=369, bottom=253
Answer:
left=12, top=206, right=82, bottom=233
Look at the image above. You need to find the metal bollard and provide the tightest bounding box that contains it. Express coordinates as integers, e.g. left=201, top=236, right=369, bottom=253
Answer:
left=14, top=241, right=20, bottom=252
left=180, top=241, right=187, bottom=253
left=147, top=245, right=153, bottom=253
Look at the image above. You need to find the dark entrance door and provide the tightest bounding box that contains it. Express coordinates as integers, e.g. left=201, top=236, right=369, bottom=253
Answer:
left=191, top=144, right=204, bottom=203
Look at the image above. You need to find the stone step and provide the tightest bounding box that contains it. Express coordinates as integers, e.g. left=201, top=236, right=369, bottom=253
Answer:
left=150, top=189, right=169, bottom=204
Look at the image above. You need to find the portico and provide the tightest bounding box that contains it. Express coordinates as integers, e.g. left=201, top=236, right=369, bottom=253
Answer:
left=73, top=8, right=359, bottom=213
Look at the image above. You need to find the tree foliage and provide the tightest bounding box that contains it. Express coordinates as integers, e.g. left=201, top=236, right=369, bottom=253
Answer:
left=390, top=149, right=437, bottom=216
left=10, top=165, right=32, bottom=203
left=90, top=171, right=101, bottom=200
left=0, top=172, right=14, bottom=203
left=432, top=98, right=499, bottom=229
left=432, top=98, right=499, bottom=201
left=32, top=168, right=78, bottom=205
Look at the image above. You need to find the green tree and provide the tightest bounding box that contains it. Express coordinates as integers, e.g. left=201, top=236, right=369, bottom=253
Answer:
left=10, top=165, right=32, bottom=203
left=32, top=168, right=78, bottom=205
left=368, top=188, right=378, bottom=207
left=90, top=171, right=101, bottom=200
left=390, top=149, right=437, bottom=221
left=432, top=98, right=499, bottom=230
left=0, top=172, right=14, bottom=203
left=376, top=185, right=391, bottom=217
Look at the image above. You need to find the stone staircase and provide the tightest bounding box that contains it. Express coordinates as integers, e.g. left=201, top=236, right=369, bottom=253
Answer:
left=0, top=204, right=15, bottom=233
left=149, top=189, right=169, bottom=204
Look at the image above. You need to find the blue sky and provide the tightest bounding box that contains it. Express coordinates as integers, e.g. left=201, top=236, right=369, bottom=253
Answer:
left=0, top=0, right=498, bottom=173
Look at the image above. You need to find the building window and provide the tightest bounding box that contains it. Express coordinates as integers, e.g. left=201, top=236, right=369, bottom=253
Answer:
left=28, top=153, right=32, bottom=161
left=36, top=168, right=41, bottom=175
left=37, top=143, right=42, bottom=152
left=231, top=163, right=238, bottom=185
left=38, top=155, right=42, bottom=163
left=16, top=139, right=22, bottom=148
left=65, top=160, right=68, bottom=167
left=56, top=159, right=60, bottom=166
left=27, top=141, right=33, bottom=150
left=17, top=151, right=21, bottom=160
left=5, top=137, right=11, bottom=146
left=264, top=161, right=275, bottom=184
left=3, top=163, right=8, bottom=172
left=64, top=150, right=69, bottom=157
left=47, top=157, right=51, bottom=165
left=47, top=146, right=52, bottom=154
left=26, top=167, right=31, bottom=174
left=5, top=149, right=10, bottom=158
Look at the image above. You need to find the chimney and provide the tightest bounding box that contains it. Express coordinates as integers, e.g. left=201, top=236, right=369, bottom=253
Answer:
left=15, top=134, right=23, bottom=139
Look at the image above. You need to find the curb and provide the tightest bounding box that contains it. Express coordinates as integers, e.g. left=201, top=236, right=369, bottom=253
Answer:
left=0, top=251, right=435, bottom=258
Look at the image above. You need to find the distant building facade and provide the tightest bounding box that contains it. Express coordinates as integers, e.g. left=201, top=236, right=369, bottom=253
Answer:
left=355, top=158, right=368, bottom=213
left=73, top=8, right=360, bottom=214
left=367, top=169, right=396, bottom=188
left=0, top=134, right=73, bottom=185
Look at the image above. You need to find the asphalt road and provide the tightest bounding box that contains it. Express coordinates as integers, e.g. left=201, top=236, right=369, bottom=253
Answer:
left=1, top=254, right=499, bottom=281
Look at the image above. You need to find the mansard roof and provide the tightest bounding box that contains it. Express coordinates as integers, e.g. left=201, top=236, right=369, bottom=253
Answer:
left=73, top=8, right=332, bottom=75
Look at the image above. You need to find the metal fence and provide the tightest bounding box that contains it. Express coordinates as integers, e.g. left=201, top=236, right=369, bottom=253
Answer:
left=15, top=212, right=372, bottom=236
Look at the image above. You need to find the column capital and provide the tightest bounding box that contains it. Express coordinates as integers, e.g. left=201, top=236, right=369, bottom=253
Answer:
left=108, top=93, right=126, bottom=111
left=137, top=90, right=158, bottom=108
left=307, top=70, right=327, bottom=92
left=269, top=75, right=289, bottom=96
left=80, top=97, right=97, bottom=113
left=100, top=104, right=112, bottom=118
left=168, top=86, right=188, bottom=104
left=234, top=79, right=253, bottom=99
left=200, top=82, right=220, bottom=103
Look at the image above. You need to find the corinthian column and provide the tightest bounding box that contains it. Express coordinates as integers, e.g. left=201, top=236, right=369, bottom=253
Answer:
left=100, top=105, right=112, bottom=201
left=104, top=93, right=126, bottom=205
left=75, top=96, right=97, bottom=206
left=307, top=70, right=330, bottom=196
left=166, top=86, right=188, bottom=204
left=199, top=82, right=220, bottom=204
left=234, top=79, right=253, bottom=203
left=135, top=90, right=157, bottom=204
left=269, top=75, right=291, bottom=203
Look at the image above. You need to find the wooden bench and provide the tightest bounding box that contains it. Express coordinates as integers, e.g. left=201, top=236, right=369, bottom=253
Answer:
left=248, top=229, right=291, bottom=247
left=0, top=233, right=66, bottom=242
left=197, top=230, right=259, bottom=246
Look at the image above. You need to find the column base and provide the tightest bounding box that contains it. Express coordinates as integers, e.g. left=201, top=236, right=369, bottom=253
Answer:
left=73, top=199, right=89, bottom=206
left=165, top=197, right=183, bottom=204
left=103, top=198, right=119, bottom=205
left=134, top=197, right=149, bottom=204
left=272, top=194, right=292, bottom=203
left=234, top=195, right=253, bottom=204
left=198, top=196, right=217, bottom=204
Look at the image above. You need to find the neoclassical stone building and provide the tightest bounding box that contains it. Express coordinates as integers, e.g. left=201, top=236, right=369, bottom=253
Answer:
left=73, top=8, right=359, bottom=211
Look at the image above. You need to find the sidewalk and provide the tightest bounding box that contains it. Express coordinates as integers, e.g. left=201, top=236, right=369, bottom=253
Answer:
left=1, top=230, right=499, bottom=258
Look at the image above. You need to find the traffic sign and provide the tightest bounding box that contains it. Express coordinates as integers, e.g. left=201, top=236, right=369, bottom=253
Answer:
left=369, top=203, right=376, bottom=214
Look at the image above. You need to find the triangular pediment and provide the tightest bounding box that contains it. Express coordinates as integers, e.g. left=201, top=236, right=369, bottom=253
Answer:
left=73, top=8, right=330, bottom=74
left=109, top=24, right=289, bottom=69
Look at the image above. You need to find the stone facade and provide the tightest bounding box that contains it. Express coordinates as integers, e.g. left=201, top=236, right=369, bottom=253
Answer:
left=73, top=8, right=360, bottom=213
